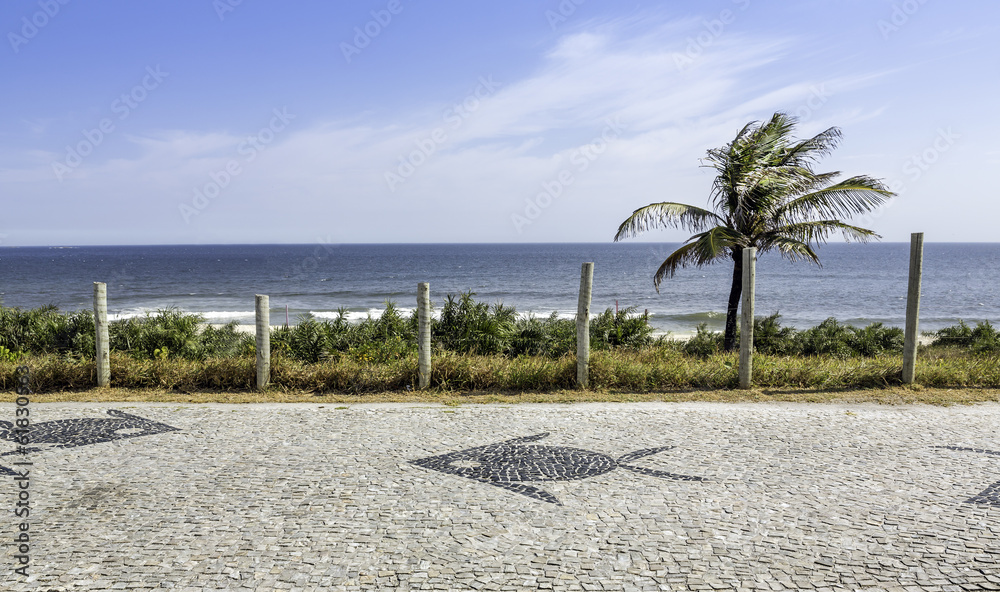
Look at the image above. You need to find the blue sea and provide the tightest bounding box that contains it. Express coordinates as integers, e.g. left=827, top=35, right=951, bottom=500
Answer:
left=1, top=243, right=998, bottom=335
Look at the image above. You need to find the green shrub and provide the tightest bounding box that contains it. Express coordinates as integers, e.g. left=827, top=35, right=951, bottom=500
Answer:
left=281, top=317, right=329, bottom=363
left=200, top=322, right=254, bottom=358
left=435, top=291, right=516, bottom=355
left=849, top=322, right=904, bottom=357
left=0, top=345, right=22, bottom=363
left=348, top=334, right=414, bottom=365
left=752, top=313, right=799, bottom=355
left=933, top=320, right=1000, bottom=353
left=109, top=308, right=204, bottom=360
left=798, top=317, right=854, bottom=358
left=0, top=300, right=924, bottom=368
left=970, top=321, right=1000, bottom=353
left=0, top=305, right=95, bottom=357
left=509, top=314, right=574, bottom=357
left=591, top=306, right=653, bottom=350
left=933, top=320, right=975, bottom=347
left=683, top=323, right=723, bottom=358
left=269, top=303, right=419, bottom=363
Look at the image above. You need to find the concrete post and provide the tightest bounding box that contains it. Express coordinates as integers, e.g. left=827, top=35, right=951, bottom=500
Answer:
left=93, top=282, right=110, bottom=387
left=256, top=294, right=270, bottom=390
left=417, top=282, right=431, bottom=389
left=739, top=247, right=756, bottom=389
left=902, top=232, right=924, bottom=384
left=577, top=262, right=594, bottom=388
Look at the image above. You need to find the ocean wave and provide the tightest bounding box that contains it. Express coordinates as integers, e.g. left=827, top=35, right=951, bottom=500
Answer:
left=664, top=311, right=726, bottom=322
left=303, top=308, right=609, bottom=323
left=199, top=311, right=255, bottom=320
left=108, top=309, right=255, bottom=322
left=108, top=308, right=151, bottom=321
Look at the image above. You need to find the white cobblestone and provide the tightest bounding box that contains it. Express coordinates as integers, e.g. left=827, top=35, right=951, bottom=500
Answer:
left=1, top=402, right=998, bottom=590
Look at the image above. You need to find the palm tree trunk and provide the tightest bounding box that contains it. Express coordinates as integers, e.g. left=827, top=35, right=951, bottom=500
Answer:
left=723, top=251, right=742, bottom=352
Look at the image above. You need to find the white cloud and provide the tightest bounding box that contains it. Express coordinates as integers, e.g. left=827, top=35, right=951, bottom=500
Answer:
left=0, top=14, right=918, bottom=244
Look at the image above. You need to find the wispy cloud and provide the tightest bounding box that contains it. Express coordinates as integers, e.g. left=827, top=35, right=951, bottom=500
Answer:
left=0, top=14, right=898, bottom=243
left=922, top=26, right=992, bottom=47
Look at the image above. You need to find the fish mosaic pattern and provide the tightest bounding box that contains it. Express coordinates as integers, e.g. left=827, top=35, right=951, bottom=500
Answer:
left=0, top=409, right=180, bottom=476
left=410, top=433, right=706, bottom=505
left=933, top=445, right=1000, bottom=506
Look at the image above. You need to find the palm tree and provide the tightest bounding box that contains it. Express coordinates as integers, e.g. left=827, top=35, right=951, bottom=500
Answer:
left=614, top=112, right=895, bottom=351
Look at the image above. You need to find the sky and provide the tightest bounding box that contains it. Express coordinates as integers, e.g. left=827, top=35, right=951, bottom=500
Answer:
left=1, top=0, right=997, bottom=246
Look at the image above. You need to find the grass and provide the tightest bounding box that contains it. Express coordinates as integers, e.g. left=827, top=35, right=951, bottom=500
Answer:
left=2, top=345, right=999, bottom=403
left=1, top=302, right=998, bottom=405
left=1, top=384, right=996, bottom=406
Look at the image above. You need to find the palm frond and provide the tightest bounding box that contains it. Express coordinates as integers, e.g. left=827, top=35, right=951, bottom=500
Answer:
left=778, top=126, right=842, bottom=167
left=613, top=202, right=724, bottom=241
left=761, top=219, right=881, bottom=246
left=776, top=176, right=894, bottom=222
left=652, top=226, right=744, bottom=289
left=756, top=236, right=821, bottom=264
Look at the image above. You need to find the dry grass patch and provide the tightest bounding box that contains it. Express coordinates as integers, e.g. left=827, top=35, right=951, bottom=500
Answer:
left=2, top=347, right=999, bottom=405
left=2, top=384, right=997, bottom=407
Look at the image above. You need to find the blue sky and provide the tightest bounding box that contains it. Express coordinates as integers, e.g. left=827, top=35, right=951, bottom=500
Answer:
left=1, top=0, right=997, bottom=246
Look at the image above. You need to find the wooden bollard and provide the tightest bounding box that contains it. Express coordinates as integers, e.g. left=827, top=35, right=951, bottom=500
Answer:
left=576, top=262, right=594, bottom=388
left=93, top=282, right=110, bottom=387
left=739, top=247, right=756, bottom=389
left=417, top=282, right=431, bottom=389
left=902, top=232, right=924, bottom=384
left=255, top=294, right=270, bottom=390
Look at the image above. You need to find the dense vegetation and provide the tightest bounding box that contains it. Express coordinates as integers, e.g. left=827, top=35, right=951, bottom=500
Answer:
left=680, top=314, right=906, bottom=359
left=1, top=297, right=998, bottom=393
left=0, top=292, right=653, bottom=364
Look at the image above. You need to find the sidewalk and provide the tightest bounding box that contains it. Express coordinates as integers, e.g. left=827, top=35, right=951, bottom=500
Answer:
left=2, top=402, right=999, bottom=591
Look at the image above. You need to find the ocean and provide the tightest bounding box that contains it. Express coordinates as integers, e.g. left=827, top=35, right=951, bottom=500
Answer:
left=1, top=243, right=998, bottom=336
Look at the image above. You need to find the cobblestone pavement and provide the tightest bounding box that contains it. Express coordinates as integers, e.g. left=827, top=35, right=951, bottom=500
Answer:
left=2, top=402, right=1000, bottom=591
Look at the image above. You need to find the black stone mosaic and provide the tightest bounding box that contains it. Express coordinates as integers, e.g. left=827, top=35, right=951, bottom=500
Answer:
left=0, top=409, right=180, bottom=476
left=410, top=433, right=705, bottom=504
left=933, top=445, right=1000, bottom=506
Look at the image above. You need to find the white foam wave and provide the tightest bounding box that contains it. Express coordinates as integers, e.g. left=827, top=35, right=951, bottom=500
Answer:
left=302, top=308, right=624, bottom=323
left=201, top=311, right=255, bottom=319
left=309, top=308, right=435, bottom=321
left=108, top=309, right=254, bottom=322
left=108, top=308, right=151, bottom=321
left=107, top=307, right=645, bottom=326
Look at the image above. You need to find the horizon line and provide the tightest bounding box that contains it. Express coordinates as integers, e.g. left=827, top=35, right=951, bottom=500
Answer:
left=0, top=240, right=993, bottom=249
